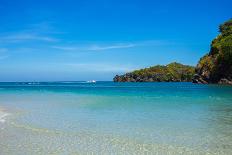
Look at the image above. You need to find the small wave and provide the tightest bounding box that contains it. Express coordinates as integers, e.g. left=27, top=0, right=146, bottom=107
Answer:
left=0, top=112, right=9, bottom=123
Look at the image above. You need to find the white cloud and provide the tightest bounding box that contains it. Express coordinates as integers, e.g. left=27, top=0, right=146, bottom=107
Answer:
left=52, top=46, right=80, bottom=51
left=52, top=43, right=135, bottom=51
left=52, top=40, right=174, bottom=52
left=87, top=44, right=135, bottom=51
left=0, top=21, right=60, bottom=43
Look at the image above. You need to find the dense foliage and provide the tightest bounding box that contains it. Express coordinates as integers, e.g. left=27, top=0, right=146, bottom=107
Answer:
left=114, top=62, right=195, bottom=82
left=193, top=19, right=232, bottom=84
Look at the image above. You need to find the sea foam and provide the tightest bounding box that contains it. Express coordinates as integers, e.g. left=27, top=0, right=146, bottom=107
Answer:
left=0, top=109, right=9, bottom=123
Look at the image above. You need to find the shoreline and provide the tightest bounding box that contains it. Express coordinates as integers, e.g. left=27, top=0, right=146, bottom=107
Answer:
left=0, top=107, right=10, bottom=123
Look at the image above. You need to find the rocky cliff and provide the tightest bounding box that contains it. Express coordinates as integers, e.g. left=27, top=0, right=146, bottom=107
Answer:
left=193, top=19, right=232, bottom=84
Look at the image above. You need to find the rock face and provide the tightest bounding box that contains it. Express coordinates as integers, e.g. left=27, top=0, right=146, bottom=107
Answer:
left=193, top=19, right=232, bottom=84
left=113, top=62, right=195, bottom=82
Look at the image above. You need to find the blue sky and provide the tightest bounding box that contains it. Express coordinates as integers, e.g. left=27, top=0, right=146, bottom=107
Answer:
left=0, top=0, right=231, bottom=81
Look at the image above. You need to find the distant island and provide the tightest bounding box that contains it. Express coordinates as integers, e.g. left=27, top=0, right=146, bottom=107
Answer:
left=113, top=62, right=195, bottom=82
left=193, top=19, right=232, bottom=84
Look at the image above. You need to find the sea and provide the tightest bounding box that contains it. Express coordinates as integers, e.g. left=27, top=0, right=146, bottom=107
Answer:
left=0, top=81, right=232, bottom=154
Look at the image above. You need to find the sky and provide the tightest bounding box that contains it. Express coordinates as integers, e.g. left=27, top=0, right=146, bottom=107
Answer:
left=0, top=0, right=231, bottom=81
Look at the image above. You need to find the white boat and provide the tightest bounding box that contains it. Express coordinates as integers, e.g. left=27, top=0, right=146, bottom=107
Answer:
left=87, top=80, right=96, bottom=83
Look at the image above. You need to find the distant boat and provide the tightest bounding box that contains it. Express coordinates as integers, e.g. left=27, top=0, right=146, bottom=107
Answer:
left=86, top=80, right=96, bottom=83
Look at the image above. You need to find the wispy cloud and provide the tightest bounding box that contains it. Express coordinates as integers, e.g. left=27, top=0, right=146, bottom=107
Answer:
left=0, top=21, right=60, bottom=43
left=0, top=33, right=58, bottom=43
left=52, top=43, right=135, bottom=51
left=52, top=40, right=174, bottom=52
left=87, top=44, right=135, bottom=51
left=51, top=46, right=81, bottom=51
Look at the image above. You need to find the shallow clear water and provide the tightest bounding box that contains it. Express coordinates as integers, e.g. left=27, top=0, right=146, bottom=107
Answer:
left=0, top=82, right=232, bottom=154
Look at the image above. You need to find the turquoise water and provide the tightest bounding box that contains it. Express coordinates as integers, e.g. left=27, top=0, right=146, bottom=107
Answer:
left=0, top=82, right=232, bottom=154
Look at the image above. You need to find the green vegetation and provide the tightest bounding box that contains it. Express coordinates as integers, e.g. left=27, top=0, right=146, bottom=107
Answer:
left=193, top=19, right=232, bottom=84
left=114, top=19, right=232, bottom=84
left=113, top=62, right=195, bottom=82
